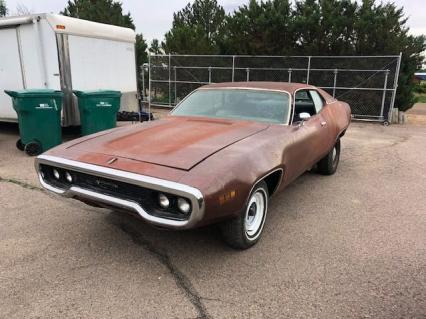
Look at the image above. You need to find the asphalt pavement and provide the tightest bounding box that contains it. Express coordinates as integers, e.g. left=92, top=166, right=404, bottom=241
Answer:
left=0, top=121, right=425, bottom=318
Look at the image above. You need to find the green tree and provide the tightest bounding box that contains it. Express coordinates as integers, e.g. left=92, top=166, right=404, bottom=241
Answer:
left=62, top=0, right=134, bottom=28
left=136, top=34, right=148, bottom=72
left=149, top=39, right=162, bottom=55
left=292, top=0, right=358, bottom=55
left=352, top=0, right=425, bottom=110
left=193, top=0, right=424, bottom=111
left=163, top=0, right=226, bottom=54
left=0, top=0, right=7, bottom=17
left=224, top=0, right=295, bottom=55
left=283, top=0, right=424, bottom=110
left=61, top=0, right=148, bottom=90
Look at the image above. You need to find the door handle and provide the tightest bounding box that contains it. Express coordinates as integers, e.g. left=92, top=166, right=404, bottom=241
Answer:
left=321, top=121, right=327, bottom=127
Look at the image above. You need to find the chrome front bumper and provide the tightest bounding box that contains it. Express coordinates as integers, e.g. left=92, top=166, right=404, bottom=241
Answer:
left=35, top=155, right=205, bottom=229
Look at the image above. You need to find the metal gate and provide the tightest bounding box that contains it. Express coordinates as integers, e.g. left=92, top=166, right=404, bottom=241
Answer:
left=144, top=54, right=402, bottom=123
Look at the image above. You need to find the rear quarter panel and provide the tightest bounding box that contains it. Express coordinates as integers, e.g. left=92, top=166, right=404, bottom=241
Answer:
left=318, top=88, right=351, bottom=137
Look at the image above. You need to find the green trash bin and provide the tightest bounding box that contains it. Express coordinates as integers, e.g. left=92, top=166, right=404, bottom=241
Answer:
left=74, top=90, right=122, bottom=136
left=4, top=89, right=63, bottom=156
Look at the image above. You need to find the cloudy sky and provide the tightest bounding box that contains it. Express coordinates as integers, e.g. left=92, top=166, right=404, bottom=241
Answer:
left=4, top=0, right=426, bottom=44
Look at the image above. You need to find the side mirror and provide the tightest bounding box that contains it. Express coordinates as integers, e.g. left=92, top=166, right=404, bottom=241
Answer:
left=297, top=112, right=311, bottom=127
left=299, top=112, right=311, bottom=121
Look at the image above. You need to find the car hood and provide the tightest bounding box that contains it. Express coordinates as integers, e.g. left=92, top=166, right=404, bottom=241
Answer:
left=67, top=116, right=269, bottom=170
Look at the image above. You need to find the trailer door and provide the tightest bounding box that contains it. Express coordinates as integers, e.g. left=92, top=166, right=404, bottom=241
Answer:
left=0, top=28, right=25, bottom=121
left=68, top=35, right=138, bottom=112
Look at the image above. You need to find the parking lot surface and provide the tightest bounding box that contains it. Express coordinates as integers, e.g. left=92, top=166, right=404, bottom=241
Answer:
left=1, top=122, right=425, bottom=318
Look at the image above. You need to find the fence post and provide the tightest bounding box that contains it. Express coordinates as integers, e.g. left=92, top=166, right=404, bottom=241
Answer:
left=288, top=68, right=292, bottom=83
left=141, top=65, right=145, bottom=102
left=332, top=69, right=338, bottom=97
left=174, top=66, right=177, bottom=105
left=246, top=68, right=250, bottom=82
left=148, top=54, right=151, bottom=121
left=208, top=66, right=212, bottom=83
left=168, top=54, right=172, bottom=107
left=232, top=55, right=235, bottom=82
left=388, top=52, right=402, bottom=123
left=306, top=56, right=311, bottom=84
left=380, top=70, right=390, bottom=120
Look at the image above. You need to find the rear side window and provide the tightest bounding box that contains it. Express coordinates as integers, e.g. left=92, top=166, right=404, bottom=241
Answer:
left=310, top=90, right=324, bottom=113
left=295, top=90, right=310, bottom=101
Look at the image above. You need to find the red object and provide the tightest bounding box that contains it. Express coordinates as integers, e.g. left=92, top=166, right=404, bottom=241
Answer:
left=35, top=82, right=351, bottom=237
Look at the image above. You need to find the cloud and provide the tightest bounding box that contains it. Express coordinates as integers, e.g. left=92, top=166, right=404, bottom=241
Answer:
left=4, top=0, right=425, bottom=42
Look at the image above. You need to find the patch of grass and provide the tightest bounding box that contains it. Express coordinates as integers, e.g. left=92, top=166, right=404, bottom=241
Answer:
left=415, top=93, right=426, bottom=103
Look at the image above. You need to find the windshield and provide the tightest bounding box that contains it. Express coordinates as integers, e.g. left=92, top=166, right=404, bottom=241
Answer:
left=171, top=89, right=291, bottom=124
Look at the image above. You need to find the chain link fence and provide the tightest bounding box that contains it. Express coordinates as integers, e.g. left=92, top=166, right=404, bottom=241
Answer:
left=143, top=54, right=402, bottom=123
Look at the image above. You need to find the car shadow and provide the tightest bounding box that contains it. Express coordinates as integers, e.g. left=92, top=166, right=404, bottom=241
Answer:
left=101, top=170, right=321, bottom=257
left=105, top=210, right=225, bottom=254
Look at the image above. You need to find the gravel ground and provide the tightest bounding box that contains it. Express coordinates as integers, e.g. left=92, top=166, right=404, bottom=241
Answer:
left=0, top=121, right=425, bottom=318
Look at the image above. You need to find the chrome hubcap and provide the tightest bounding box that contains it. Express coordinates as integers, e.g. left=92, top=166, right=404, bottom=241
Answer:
left=245, top=190, right=266, bottom=239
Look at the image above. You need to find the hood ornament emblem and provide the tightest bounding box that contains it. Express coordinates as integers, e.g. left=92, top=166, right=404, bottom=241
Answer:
left=107, top=157, right=118, bottom=165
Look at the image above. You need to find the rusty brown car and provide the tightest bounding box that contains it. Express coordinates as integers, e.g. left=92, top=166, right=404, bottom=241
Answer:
left=35, top=82, right=351, bottom=249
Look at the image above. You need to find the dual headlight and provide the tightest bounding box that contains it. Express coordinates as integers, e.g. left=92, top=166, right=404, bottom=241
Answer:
left=158, top=193, right=191, bottom=215
left=52, top=168, right=73, bottom=183
left=44, top=166, right=192, bottom=217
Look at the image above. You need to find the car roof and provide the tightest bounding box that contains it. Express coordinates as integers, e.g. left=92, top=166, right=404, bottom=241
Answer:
left=200, top=82, right=315, bottom=94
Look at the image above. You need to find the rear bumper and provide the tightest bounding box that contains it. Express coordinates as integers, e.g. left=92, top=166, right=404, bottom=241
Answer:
left=34, top=155, right=205, bottom=229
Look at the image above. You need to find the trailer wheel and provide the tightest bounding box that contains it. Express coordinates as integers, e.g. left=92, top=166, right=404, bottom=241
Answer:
left=24, top=141, right=42, bottom=156
left=16, top=139, right=25, bottom=151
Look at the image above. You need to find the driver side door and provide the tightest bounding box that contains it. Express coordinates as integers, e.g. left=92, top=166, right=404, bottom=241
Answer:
left=288, top=90, right=331, bottom=175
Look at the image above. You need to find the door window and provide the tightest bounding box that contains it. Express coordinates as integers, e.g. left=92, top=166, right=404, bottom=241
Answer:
left=309, top=90, right=324, bottom=113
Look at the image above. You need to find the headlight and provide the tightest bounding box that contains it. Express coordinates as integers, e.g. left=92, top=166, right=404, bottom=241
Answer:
left=65, top=172, right=73, bottom=183
left=158, top=193, right=170, bottom=209
left=53, top=169, right=60, bottom=180
left=177, top=198, right=191, bottom=214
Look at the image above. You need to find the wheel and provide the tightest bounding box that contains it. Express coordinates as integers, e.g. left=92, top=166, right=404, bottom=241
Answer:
left=24, top=141, right=42, bottom=156
left=221, top=181, right=269, bottom=250
left=16, top=139, right=25, bottom=151
left=317, top=139, right=340, bottom=175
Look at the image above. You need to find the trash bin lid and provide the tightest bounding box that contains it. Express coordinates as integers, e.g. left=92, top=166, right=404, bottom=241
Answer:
left=73, top=90, right=122, bottom=98
left=4, top=89, right=63, bottom=98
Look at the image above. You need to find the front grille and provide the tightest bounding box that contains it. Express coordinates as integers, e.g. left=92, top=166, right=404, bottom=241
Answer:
left=39, top=164, right=191, bottom=221
left=73, top=170, right=153, bottom=203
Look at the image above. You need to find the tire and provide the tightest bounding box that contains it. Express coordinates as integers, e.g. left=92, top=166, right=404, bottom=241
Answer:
left=24, top=141, right=42, bottom=156
left=16, top=139, right=25, bottom=151
left=221, top=181, right=269, bottom=250
left=317, top=139, right=340, bottom=175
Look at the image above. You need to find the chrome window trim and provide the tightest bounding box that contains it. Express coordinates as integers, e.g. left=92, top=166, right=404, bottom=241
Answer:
left=292, top=87, right=331, bottom=124
left=309, top=89, right=325, bottom=113
left=35, top=155, right=205, bottom=229
left=170, top=87, right=293, bottom=125
left=292, top=87, right=312, bottom=124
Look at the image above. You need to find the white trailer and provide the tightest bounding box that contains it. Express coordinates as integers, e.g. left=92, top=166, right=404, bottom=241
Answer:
left=0, top=13, right=138, bottom=126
